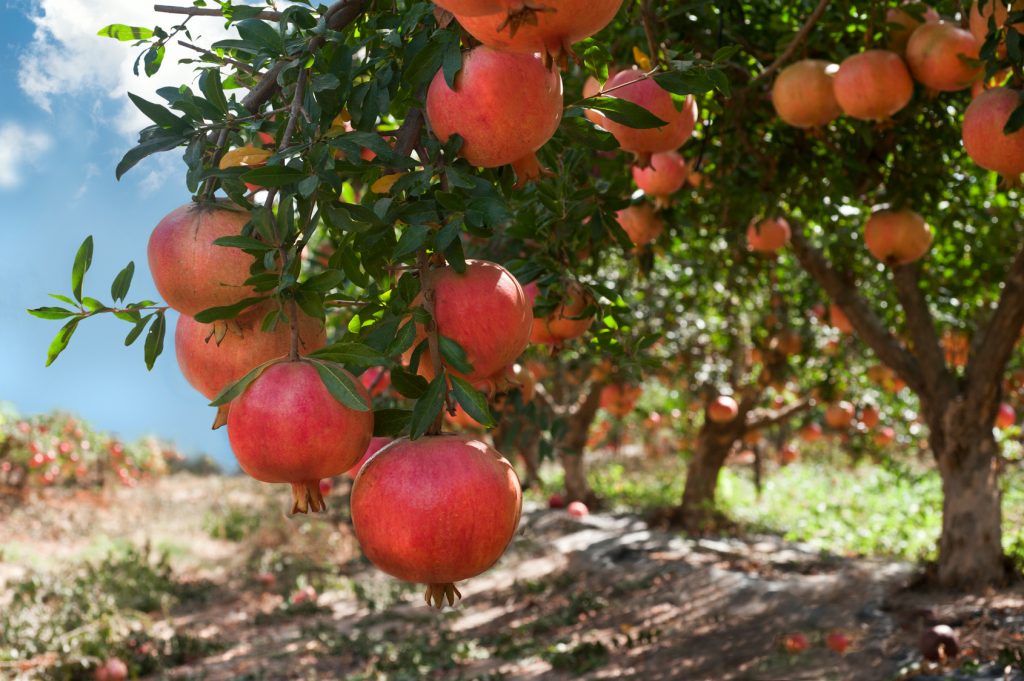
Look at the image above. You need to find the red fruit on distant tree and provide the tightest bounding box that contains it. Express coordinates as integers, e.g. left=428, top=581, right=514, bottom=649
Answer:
left=747, top=217, right=791, bottom=253
left=830, top=305, right=854, bottom=334
left=826, top=630, right=852, bottom=654
left=833, top=50, right=914, bottom=120
left=416, top=260, right=533, bottom=382
left=346, top=437, right=392, bottom=479
left=600, top=67, right=698, bottom=159
left=874, top=426, right=896, bottom=446
left=887, top=4, right=940, bottom=54
left=782, top=632, right=811, bottom=654
left=771, top=59, right=842, bottom=128
left=906, top=22, right=982, bottom=92
left=708, top=395, right=739, bottom=423
left=227, top=360, right=373, bottom=514
left=962, top=88, right=1024, bottom=178
left=525, top=280, right=595, bottom=345
left=600, top=383, right=642, bottom=417
left=864, top=209, right=933, bottom=266
left=616, top=203, right=665, bottom=247
left=175, top=311, right=327, bottom=400
left=426, top=46, right=563, bottom=187
left=781, top=444, right=800, bottom=465
left=825, top=401, right=856, bottom=429
left=632, top=151, right=689, bottom=199
left=995, top=402, right=1016, bottom=429
left=351, top=435, right=522, bottom=608
left=860, top=404, right=881, bottom=429
left=148, top=201, right=257, bottom=316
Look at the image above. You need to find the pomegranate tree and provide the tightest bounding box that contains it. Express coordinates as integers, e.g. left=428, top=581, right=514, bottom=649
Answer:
left=833, top=50, right=914, bottom=120
left=426, top=46, right=563, bottom=187
left=350, top=435, right=522, bottom=607
left=962, top=88, right=1024, bottom=178
left=771, top=59, right=841, bottom=128
left=863, top=209, right=933, bottom=265
left=905, top=22, right=982, bottom=92
left=227, top=360, right=373, bottom=513
left=600, top=68, right=698, bottom=161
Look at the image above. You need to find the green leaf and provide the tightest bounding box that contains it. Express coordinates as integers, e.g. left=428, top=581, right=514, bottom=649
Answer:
left=450, top=375, right=495, bottom=427
left=143, top=44, right=164, bottom=77
left=308, top=342, right=388, bottom=365
left=110, top=261, right=135, bottom=302
left=241, top=165, right=305, bottom=187
left=236, top=19, right=285, bottom=55
left=373, top=408, right=412, bottom=437
left=28, top=306, right=78, bottom=320
left=128, top=93, right=185, bottom=128
left=124, top=315, right=152, bottom=346
left=144, top=311, right=166, bottom=370
left=213, top=235, right=276, bottom=251
left=585, top=97, right=667, bottom=128
left=393, top=223, right=430, bottom=259
left=98, top=24, right=154, bottom=41
left=209, top=358, right=277, bottom=407
left=409, top=374, right=446, bottom=439
left=71, top=236, right=94, bottom=303
left=82, top=297, right=106, bottom=312
left=439, top=336, right=474, bottom=375
left=403, top=38, right=446, bottom=87
left=116, top=133, right=189, bottom=180
left=390, top=367, right=429, bottom=399
left=386, top=320, right=418, bottom=356
left=45, top=319, right=79, bottom=366
left=199, top=69, right=229, bottom=115
left=1004, top=96, right=1024, bottom=135
left=49, top=294, right=77, bottom=306
left=194, top=297, right=268, bottom=324
left=302, top=270, right=345, bottom=293
left=308, top=359, right=372, bottom=411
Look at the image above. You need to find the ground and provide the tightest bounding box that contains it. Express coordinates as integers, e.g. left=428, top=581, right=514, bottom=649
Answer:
left=1, top=470, right=1022, bottom=681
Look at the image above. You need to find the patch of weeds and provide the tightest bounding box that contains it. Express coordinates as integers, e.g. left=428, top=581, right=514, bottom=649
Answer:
left=204, top=503, right=261, bottom=542
left=543, top=640, right=609, bottom=673
left=349, top=576, right=418, bottom=611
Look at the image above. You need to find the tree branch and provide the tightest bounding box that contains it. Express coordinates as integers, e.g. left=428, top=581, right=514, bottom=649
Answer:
left=965, top=244, right=1024, bottom=412
left=749, top=0, right=830, bottom=86
left=746, top=397, right=812, bottom=431
left=177, top=40, right=254, bottom=73
left=891, top=264, right=950, bottom=396
left=788, top=219, right=926, bottom=394
left=155, top=4, right=282, bottom=20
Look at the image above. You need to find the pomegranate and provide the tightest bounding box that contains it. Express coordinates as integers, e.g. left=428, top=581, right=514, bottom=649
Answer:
left=567, top=500, right=589, bottom=518
left=95, top=658, right=128, bottom=681
left=825, top=401, right=855, bottom=429
left=600, top=383, right=642, bottom=417
left=830, top=305, right=854, bottom=334
left=175, top=311, right=327, bottom=400
left=548, top=493, right=565, bottom=509
left=582, top=68, right=622, bottom=126
left=319, top=478, right=333, bottom=496
left=906, top=22, right=982, bottom=92
left=747, top=217, right=791, bottom=253
left=888, top=4, right=941, bottom=53
left=863, top=209, right=933, bottom=265
left=616, top=203, right=665, bottom=247
left=360, top=366, right=391, bottom=397
left=969, top=0, right=1024, bottom=54
left=801, top=422, right=823, bottom=442
left=861, top=404, right=881, bottom=429
left=782, top=632, right=811, bottom=654
left=455, top=0, right=624, bottom=65
left=346, top=437, right=392, bottom=478
left=148, top=201, right=258, bottom=316
left=963, top=88, right=1024, bottom=178
left=350, top=435, right=522, bottom=608
left=826, top=630, right=852, bottom=654
left=780, top=444, right=800, bottom=465
left=708, top=395, right=739, bottom=423
left=227, top=360, right=373, bottom=513
left=771, top=59, right=842, bottom=128
left=290, top=585, right=318, bottom=605
left=417, top=260, right=532, bottom=382
left=600, top=68, right=698, bottom=160
left=996, top=402, right=1016, bottom=428
left=874, top=426, right=896, bottom=446
left=525, top=280, right=594, bottom=345
left=426, top=46, right=563, bottom=187
left=632, top=150, right=689, bottom=199
left=434, top=0, right=505, bottom=15
left=833, top=50, right=914, bottom=120
left=943, top=330, right=970, bottom=367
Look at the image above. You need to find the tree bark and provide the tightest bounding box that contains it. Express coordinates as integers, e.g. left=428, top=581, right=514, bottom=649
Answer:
left=679, top=420, right=744, bottom=531
left=558, top=381, right=605, bottom=505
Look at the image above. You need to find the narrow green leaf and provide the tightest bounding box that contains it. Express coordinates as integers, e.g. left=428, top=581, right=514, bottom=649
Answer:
left=308, top=359, right=372, bottom=411
left=213, top=235, right=276, bottom=251
left=45, top=319, right=79, bottom=366
left=194, top=297, right=268, bottom=323
left=373, top=408, right=412, bottom=437
left=236, top=18, right=285, bottom=55
left=199, top=69, right=228, bottom=115
left=585, top=97, right=668, bottom=128
left=49, top=293, right=77, bottom=305
left=209, top=358, right=277, bottom=407
left=28, top=306, right=78, bottom=320
left=241, top=165, right=305, bottom=187
left=116, top=133, right=188, bottom=180
left=409, top=374, right=446, bottom=439
left=128, top=93, right=185, bottom=128
left=451, top=375, right=495, bottom=427
left=124, top=315, right=152, bottom=346
left=394, top=224, right=430, bottom=259
left=143, top=44, right=165, bottom=77
left=110, top=261, right=135, bottom=302
left=143, top=311, right=166, bottom=370
left=97, top=24, right=154, bottom=41
left=308, top=342, right=388, bottom=365
left=71, top=236, right=94, bottom=303
left=439, top=336, right=474, bottom=375
left=390, top=367, right=429, bottom=399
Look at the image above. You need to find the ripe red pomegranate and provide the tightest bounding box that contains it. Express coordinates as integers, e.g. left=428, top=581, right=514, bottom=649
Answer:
left=826, top=630, right=852, bottom=654
left=833, top=50, right=914, bottom=120
left=600, top=68, right=698, bottom=159
left=906, top=22, right=982, bottom=92
left=825, top=401, right=855, bottom=429
left=350, top=435, right=522, bottom=608
left=417, top=260, right=532, bottom=382
left=426, top=46, right=563, bottom=187
left=996, top=402, right=1016, bottom=428
left=600, top=383, right=642, bottom=417
left=801, top=422, right=824, bottom=442
left=455, top=0, right=624, bottom=65
left=346, top=437, right=391, bottom=479
left=708, top=395, right=739, bottom=423
left=969, top=1, right=1024, bottom=55
left=95, top=658, right=128, bottom=681
left=434, top=0, right=505, bottom=15
left=888, top=4, right=941, bottom=53
left=632, top=151, right=688, bottom=199
left=227, top=360, right=373, bottom=513
left=548, top=493, right=565, bottom=509
left=567, top=500, right=589, bottom=518
left=747, top=217, right=791, bottom=253
left=525, top=280, right=594, bottom=345
left=360, top=366, right=391, bottom=397
left=148, top=201, right=257, bottom=316
left=830, top=305, right=854, bottom=334
left=175, top=311, right=327, bottom=400
left=782, top=632, right=811, bottom=654
left=963, top=88, right=1024, bottom=178
left=863, top=209, right=933, bottom=265
left=616, top=203, right=665, bottom=247
left=874, top=426, right=896, bottom=446
left=781, top=444, right=800, bottom=465
left=290, top=585, right=318, bottom=605
left=861, top=404, right=881, bottom=429
left=771, top=59, right=842, bottom=128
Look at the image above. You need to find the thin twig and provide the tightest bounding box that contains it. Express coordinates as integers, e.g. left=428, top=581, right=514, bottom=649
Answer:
left=177, top=40, right=255, bottom=73
left=750, top=0, right=830, bottom=86
left=154, top=4, right=282, bottom=20
left=640, top=0, right=661, bottom=67
left=201, top=128, right=230, bottom=200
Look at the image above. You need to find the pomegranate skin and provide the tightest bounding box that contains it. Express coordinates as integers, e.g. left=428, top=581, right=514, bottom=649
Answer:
left=351, top=435, right=523, bottom=585
left=888, top=4, right=940, bottom=54
left=600, top=383, right=641, bottom=417
left=456, top=0, right=624, bottom=63
left=963, top=88, right=1024, bottom=177
left=833, top=50, right=914, bottom=121
left=826, top=401, right=855, bottom=429
left=175, top=312, right=327, bottom=400
left=906, top=22, right=982, bottom=92
left=601, top=68, right=698, bottom=156
left=830, top=305, right=854, bottom=334
left=708, top=396, right=738, bottom=423
left=434, top=0, right=505, bottom=16
left=632, top=151, right=688, bottom=197
left=227, top=361, right=373, bottom=510
left=148, top=201, right=256, bottom=316
left=346, top=437, right=392, bottom=479
left=426, top=46, right=563, bottom=176
left=771, top=59, right=842, bottom=128
left=863, top=209, right=933, bottom=265
left=421, top=260, right=533, bottom=382
left=616, top=203, right=665, bottom=246
left=525, top=281, right=594, bottom=344
left=747, top=218, right=791, bottom=253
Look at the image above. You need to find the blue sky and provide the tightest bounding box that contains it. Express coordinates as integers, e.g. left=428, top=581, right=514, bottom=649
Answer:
left=0, top=1, right=243, bottom=465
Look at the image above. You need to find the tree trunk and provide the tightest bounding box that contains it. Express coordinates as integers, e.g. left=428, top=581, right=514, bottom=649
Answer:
left=932, top=403, right=1007, bottom=588
left=558, top=381, right=605, bottom=505
left=678, top=422, right=742, bottom=532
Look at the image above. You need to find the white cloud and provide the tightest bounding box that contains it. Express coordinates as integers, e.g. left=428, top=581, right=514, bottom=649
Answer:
left=19, top=0, right=238, bottom=136
left=0, top=122, right=53, bottom=189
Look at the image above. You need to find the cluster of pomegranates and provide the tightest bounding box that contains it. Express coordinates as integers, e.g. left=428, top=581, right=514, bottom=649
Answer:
left=770, top=2, right=1024, bottom=180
